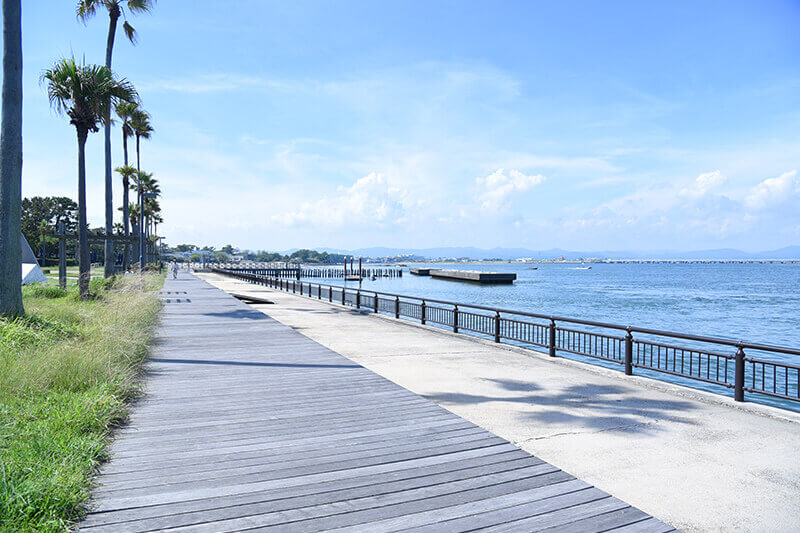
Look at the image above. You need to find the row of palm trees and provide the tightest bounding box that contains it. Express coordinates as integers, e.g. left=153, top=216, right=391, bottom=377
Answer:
left=1, top=0, right=161, bottom=312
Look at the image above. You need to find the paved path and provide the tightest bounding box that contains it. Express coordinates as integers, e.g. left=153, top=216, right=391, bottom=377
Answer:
left=196, top=271, right=800, bottom=533
left=80, top=273, right=672, bottom=532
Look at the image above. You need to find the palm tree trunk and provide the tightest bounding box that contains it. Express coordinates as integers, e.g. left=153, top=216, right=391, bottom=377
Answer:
left=122, top=132, right=129, bottom=270
left=102, top=9, right=119, bottom=279
left=136, top=134, right=144, bottom=268
left=77, top=127, right=90, bottom=299
left=0, top=0, right=23, bottom=316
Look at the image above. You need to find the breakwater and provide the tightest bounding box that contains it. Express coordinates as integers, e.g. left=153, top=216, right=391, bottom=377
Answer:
left=214, top=266, right=800, bottom=411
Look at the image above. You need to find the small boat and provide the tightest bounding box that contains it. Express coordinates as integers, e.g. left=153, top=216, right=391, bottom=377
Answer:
left=370, top=276, right=377, bottom=281
left=526, top=266, right=538, bottom=270
left=570, top=265, right=592, bottom=270
left=345, top=275, right=363, bottom=281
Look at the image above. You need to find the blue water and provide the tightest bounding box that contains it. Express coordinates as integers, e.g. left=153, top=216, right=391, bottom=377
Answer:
left=301, top=262, right=800, bottom=409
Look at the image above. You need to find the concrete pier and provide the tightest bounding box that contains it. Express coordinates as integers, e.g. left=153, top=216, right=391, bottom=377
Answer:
left=430, top=269, right=517, bottom=284
left=409, top=267, right=432, bottom=275
left=199, top=271, right=800, bottom=533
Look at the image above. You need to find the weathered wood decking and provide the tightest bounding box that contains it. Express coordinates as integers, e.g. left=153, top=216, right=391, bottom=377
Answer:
left=80, top=273, right=674, bottom=532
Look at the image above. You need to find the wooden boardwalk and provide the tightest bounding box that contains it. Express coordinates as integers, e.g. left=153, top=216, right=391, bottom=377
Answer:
left=80, top=273, right=674, bottom=532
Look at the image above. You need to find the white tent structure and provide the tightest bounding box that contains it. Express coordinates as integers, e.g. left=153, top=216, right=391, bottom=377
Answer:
left=21, top=233, right=47, bottom=285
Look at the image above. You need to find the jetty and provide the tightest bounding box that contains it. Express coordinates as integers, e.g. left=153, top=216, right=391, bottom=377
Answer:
left=209, top=264, right=403, bottom=280
left=431, top=269, right=517, bottom=284
left=409, top=268, right=516, bottom=283
left=80, top=272, right=673, bottom=531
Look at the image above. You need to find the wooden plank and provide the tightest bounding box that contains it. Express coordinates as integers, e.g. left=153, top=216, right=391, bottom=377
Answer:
left=81, top=455, right=538, bottom=529
left=79, top=273, right=671, bottom=532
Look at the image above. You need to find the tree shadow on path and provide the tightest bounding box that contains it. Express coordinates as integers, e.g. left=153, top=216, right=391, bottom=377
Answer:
left=424, top=378, right=698, bottom=436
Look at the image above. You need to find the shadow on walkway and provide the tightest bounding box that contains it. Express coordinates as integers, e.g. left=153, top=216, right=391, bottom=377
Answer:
left=424, top=378, right=697, bottom=435
left=201, top=309, right=267, bottom=320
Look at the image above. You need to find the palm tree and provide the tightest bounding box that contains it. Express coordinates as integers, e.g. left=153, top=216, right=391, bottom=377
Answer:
left=42, top=58, right=137, bottom=298
left=115, top=101, right=137, bottom=165
left=115, top=163, right=136, bottom=269
left=130, top=110, right=152, bottom=266
left=132, top=169, right=160, bottom=239
left=122, top=201, right=138, bottom=236
left=77, top=0, right=155, bottom=278
left=0, top=0, right=23, bottom=316
left=130, top=108, right=152, bottom=171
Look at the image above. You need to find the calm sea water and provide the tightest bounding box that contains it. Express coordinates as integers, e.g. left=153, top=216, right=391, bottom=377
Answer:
left=302, top=262, right=800, bottom=409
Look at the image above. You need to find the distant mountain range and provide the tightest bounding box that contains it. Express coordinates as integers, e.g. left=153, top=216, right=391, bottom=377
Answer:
left=282, top=245, right=800, bottom=261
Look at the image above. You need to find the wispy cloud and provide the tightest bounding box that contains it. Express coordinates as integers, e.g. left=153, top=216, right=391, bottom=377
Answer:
left=138, top=74, right=295, bottom=94
left=476, top=168, right=546, bottom=212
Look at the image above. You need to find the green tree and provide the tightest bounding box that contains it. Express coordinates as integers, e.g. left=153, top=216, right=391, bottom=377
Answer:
left=42, top=58, right=137, bottom=298
left=21, top=196, right=78, bottom=263
left=255, top=251, right=286, bottom=262
left=0, top=0, right=23, bottom=316
left=175, top=244, right=197, bottom=253
left=77, top=0, right=155, bottom=278
left=221, top=244, right=236, bottom=255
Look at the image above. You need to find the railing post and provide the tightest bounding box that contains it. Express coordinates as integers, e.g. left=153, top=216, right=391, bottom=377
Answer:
left=395, top=296, right=400, bottom=319
left=453, top=305, right=459, bottom=333
left=374, top=293, right=379, bottom=313
left=494, top=311, right=501, bottom=343
left=624, top=327, right=633, bottom=375
left=421, top=300, right=426, bottom=325
left=342, top=287, right=346, bottom=305
left=328, top=286, right=332, bottom=302
left=356, top=290, right=361, bottom=309
left=735, top=345, right=745, bottom=402
left=549, top=319, right=556, bottom=357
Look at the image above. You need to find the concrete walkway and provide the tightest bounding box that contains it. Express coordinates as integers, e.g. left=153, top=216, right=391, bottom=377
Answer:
left=198, top=271, right=800, bottom=533
left=80, top=273, right=671, bottom=532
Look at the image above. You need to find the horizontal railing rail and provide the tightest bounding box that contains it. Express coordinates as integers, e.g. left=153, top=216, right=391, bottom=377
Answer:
left=213, top=267, right=800, bottom=408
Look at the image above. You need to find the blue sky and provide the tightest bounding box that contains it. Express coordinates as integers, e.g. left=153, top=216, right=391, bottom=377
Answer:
left=16, top=0, right=800, bottom=251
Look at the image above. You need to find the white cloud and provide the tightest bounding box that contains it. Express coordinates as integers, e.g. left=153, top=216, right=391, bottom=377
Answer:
left=744, top=170, right=799, bottom=210
left=680, top=169, right=726, bottom=197
left=272, top=172, right=407, bottom=227
left=139, top=74, right=294, bottom=94
left=476, top=168, right=546, bottom=212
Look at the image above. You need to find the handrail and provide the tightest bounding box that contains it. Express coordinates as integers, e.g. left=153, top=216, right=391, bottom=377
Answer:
left=213, top=267, right=800, bottom=407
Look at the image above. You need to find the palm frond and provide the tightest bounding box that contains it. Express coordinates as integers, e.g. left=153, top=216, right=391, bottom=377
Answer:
left=126, top=0, right=155, bottom=14
left=41, top=57, right=139, bottom=132
left=122, top=21, right=138, bottom=44
left=76, top=0, right=99, bottom=22
left=115, top=164, right=138, bottom=180
left=130, top=108, right=154, bottom=139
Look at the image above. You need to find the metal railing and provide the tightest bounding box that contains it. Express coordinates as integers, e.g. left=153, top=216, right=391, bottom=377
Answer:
left=213, top=267, right=800, bottom=408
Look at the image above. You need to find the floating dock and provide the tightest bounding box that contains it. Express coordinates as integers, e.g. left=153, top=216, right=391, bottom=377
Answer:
left=430, top=269, right=516, bottom=284
left=409, top=267, right=432, bottom=276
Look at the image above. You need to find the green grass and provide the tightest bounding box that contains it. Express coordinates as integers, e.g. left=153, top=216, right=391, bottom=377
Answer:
left=0, top=273, right=164, bottom=532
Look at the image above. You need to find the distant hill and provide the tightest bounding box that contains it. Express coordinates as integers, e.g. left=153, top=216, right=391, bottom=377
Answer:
left=307, top=245, right=800, bottom=261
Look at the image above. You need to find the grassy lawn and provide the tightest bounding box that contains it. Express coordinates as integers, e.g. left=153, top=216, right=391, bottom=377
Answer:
left=0, top=274, right=164, bottom=532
